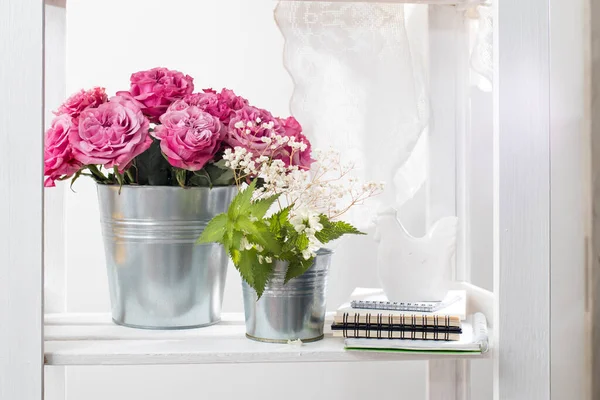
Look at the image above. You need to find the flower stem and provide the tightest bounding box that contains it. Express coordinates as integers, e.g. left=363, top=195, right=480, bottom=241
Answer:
left=125, top=169, right=135, bottom=184
left=87, top=165, right=108, bottom=183
left=175, top=169, right=187, bottom=188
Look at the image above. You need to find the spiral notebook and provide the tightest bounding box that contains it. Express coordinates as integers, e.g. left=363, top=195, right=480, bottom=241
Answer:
left=333, top=288, right=466, bottom=328
left=344, top=313, right=489, bottom=354
left=351, top=295, right=462, bottom=313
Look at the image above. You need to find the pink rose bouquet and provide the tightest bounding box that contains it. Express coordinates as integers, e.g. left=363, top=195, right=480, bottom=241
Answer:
left=43, top=67, right=314, bottom=189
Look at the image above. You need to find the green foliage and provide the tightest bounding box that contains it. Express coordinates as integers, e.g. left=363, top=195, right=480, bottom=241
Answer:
left=197, top=214, right=229, bottom=245
left=197, top=180, right=280, bottom=298
left=134, top=139, right=172, bottom=186
left=204, top=159, right=236, bottom=186
left=197, top=182, right=366, bottom=298
left=315, top=215, right=364, bottom=244
left=268, top=206, right=292, bottom=235
left=248, top=194, right=280, bottom=219
left=228, top=179, right=257, bottom=220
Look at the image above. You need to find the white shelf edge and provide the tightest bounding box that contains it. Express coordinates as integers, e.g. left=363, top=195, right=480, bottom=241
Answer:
left=44, top=283, right=493, bottom=366
left=275, top=0, right=483, bottom=4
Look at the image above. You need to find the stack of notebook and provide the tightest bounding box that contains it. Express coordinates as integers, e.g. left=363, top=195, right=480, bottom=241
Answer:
left=332, top=288, right=489, bottom=354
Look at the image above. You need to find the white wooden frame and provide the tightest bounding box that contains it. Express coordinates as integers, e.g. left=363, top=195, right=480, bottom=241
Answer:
left=493, top=0, right=551, bottom=397
left=495, top=0, right=589, bottom=398
left=1, top=0, right=592, bottom=398
left=0, top=1, right=45, bottom=400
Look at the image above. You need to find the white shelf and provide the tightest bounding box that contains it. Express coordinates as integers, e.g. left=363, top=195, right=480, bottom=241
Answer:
left=44, top=312, right=490, bottom=366
left=277, top=0, right=482, bottom=4
left=44, top=0, right=485, bottom=7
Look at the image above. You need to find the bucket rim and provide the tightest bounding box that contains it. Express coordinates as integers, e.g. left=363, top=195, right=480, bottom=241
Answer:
left=96, top=183, right=237, bottom=192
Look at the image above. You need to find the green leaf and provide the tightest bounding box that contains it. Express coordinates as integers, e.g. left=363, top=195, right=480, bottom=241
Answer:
left=229, top=248, right=241, bottom=265
left=134, top=139, right=172, bottom=185
left=284, top=257, right=314, bottom=283
left=236, top=248, right=255, bottom=287
left=196, top=213, right=228, bottom=244
left=235, top=216, right=281, bottom=254
left=188, top=170, right=212, bottom=187
left=234, top=248, right=275, bottom=297
left=203, top=162, right=235, bottom=186
left=281, top=230, right=310, bottom=254
left=314, top=216, right=364, bottom=244
left=268, top=206, right=292, bottom=235
left=228, top=180, right=257, bottom=220
left=250, top=258, right=275, bottom=299
left=248, top=194, right=280, bottom=219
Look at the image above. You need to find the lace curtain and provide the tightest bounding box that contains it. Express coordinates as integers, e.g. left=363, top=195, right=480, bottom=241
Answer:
left=275, top=2, right=429, bottom=229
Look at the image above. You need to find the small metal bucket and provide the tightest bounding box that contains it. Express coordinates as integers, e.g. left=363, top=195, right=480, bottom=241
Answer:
left=97, top=184, right=236, bottom=329
left=242, top=249, right=332, bottom=343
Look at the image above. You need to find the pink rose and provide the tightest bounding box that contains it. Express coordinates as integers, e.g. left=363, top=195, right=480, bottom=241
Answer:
left=152, top=105, right=223, bottom=171
left=182, top=92, right=225, bottom=119
left=214, top=88, right=248, bottom=123
left=226, top=106, right=282, bottom=155
left=117, top=67, right=194, bottom=122
left=54, top=87, right=107, bottom=121
left=273, top=117, right=314, bottom=169
left=44, top=115, right=82, bottom=187
left=182, top=88, right=248, bottom=124
left=70, top=96, right=152, bottom=172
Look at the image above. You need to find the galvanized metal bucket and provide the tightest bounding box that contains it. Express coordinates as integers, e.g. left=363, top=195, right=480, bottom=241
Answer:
left=242, top=249, right=332, bottom=343
left=97, top=184, right=236, bottom=329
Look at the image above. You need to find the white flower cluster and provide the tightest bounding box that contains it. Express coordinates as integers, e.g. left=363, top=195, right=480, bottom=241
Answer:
left=289, top=208, right=324, bottom=259
left=222, top=137, right=385, bottom=259
left=233, top=118, right=275, bottom=135
left=259, top=134, right=308, bottom=153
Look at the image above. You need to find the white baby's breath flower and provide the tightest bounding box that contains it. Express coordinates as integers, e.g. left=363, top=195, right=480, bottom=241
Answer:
left=265, top=256, right=273, bottom=264
left=258, top=255, right=264, bottom=264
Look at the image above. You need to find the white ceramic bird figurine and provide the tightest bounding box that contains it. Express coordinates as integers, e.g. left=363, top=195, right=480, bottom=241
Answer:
left=375, top=208, right=458, bottom=302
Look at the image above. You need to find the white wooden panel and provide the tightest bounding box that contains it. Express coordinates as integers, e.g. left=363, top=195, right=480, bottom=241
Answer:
left=44, top=313, right=489, bottom=366
left=427, top=360, right=470, bottom=400
left=590, top=0, right=600, bottom=397
left=549, top=0, right=590, bottom=398
left=0, top=0, right=44, bottom=399
left=44, top=367, right=66, bottom=400
left=494, top=0, right=551, bottom=398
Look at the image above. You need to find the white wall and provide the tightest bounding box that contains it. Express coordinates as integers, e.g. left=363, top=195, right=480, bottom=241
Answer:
left=58, top=1, right=428, bottom=399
